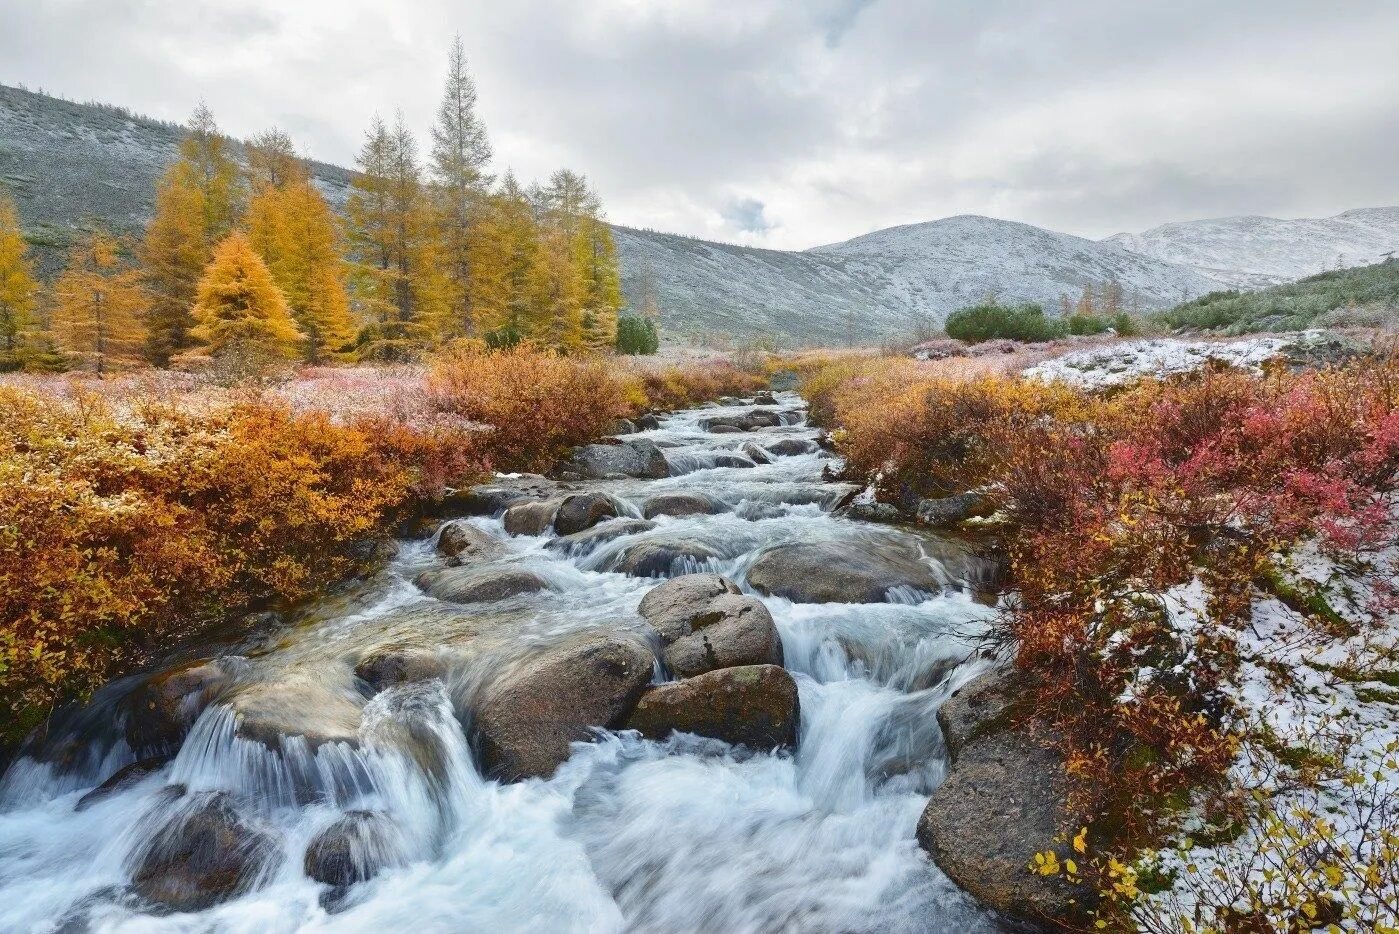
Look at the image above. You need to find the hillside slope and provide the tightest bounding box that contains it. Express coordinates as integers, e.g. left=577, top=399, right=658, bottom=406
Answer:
left=1106, top=207, right=1399, bottom=288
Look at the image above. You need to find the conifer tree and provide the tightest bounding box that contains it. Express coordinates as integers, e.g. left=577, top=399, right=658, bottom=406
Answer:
left=189, top=232, right=302, bottom=361
left=245, top=130, right=355, bottom=361
left=468, top=173, right=540, bottom=345
left=540, top=170, right=619, bottom=351
left=0, top=189, right=37, bottom=370
left=143, top=104, right=245, bottom=364
left=51, top=231, right=148, bottom=375
left=531, top=224, right=584, bottom=348
left=430, top=35, right=492, bottom=336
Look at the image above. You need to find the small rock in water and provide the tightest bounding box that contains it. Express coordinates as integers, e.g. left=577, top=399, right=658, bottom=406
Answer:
left=708, top=424, right=745, bottom=434
left=123, top=659, right=232, bottom=756
left=436, top=521, right=504, bottom=561
left=502, top=499, right=562, bottom=536
left=635, top=413, right=662, bottom=431
left=753, top=392, right=778, bottom=405
left=545, top=519, right=657, bottom=555
left=741, top=442, right=774, bottom=465
left=130, top=791, right=279, bottom=912
left=553, top=493, right=620, bottom=536
left=623, top=664, right=798, bottom=750
left=304, top=810, right=396, bottom=888
left=642, top=491, right=724, bottom=519
left=473, top=630, right=655, bottom=780
left=764, top=438, right=816, bottom=457
left=354, top=647, right=448, bottom=692
left=637, top=573, right=783, bottom=678
left=416, top=566, right=552, bottom=604
left=75, top=756, right=171, bottom=812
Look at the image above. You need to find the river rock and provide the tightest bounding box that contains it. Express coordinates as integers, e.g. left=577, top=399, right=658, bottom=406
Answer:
left=354, top=648, right=449, bottom=692
left=436, top=521, right=504, bottom=562
left=130, top=792, right=278, bottom=912
left=753, top=392, right=778, bottom=405
left=231, top=679, right=364, bottom=750
left=76, top=756, right=171, bottom=811
left=623, top=665, right=798, bottom=750
left=304, top=810, right=395, bottom=888
left=637, top=573, right=783, bottom=677
left=642, top=492, right=724, bottom=519
left=567, top=440, right=671, bottom=480
left=747, top=540, right=942, bottom=603
left=708, top=453, right=756, bottom=469
left=473, top=630, right=655, bottom=780
left=915, top=492, right=993, bottom=529
left=434, top=475, right=558, bottom=517
left=123, top=659, right=232, bottom=755
left=502, top=499, right=562, bottom=536
left=416, top=566, right=552, bottom=604
left=765, top=438, right=817, bottom=457
left=916, top=671, right=1090, bottom=927
left=546, top=519, right=657, bottom=556
left=741, top=442, right=774, bottom=465
left=554, top=493, right=620, bottom=536
left=635, top=413, right=662, bottom=431
left=604, top=539, right=722, bottom=578
left=612, top=418, right=637, bottom=435
left=708, top=424, right=744, bottom=434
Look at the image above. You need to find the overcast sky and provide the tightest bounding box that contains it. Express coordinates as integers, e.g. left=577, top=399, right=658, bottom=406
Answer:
left=3, top=0, right=1397, bottom=249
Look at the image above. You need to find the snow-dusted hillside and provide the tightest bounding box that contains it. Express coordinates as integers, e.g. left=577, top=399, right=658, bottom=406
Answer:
left=1106, top=207, right=1399, bottom=289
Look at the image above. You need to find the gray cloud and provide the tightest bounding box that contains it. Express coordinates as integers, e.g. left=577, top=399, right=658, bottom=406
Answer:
left=1, top=0, right=1396, bottom=248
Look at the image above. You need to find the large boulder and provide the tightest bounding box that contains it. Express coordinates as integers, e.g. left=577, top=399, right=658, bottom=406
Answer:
left=123, top=659, right=232, bottom=755
left=436, top=521, right=505, bottom=562
left=546, top=519, right=657, bottom=556
left=416, top=566, right=552, bottom=604
left=304, top=810, right=395, bottom=888
left=708, top=424, right=745, bottom=435
left=915, top=491, right=994, bottom=529
left=472, top=630, right=655, bottom=780
left=567, top=440, right=670, bottom=480
left=502, top=499, right=562, bottom=536
left=231, top=678, right=364, bottom=751
left=765, top=438, right=817, bottom=457
left=623, top=665, right=798, bottom=750
left=553, top=493, right=620, bottom=536
left=642, top=492, right=725, bottom=519
left=747, top=540, right=942, bottom=604
left=635, top=413, right=662, bottom=431
left=916, top=671, right=1090, bottom=928
left=637, top=574, right=783, bottom=678
left=130, top=792, right=278, bottom=912
left=433, top=475, right=559, bottom=517
left=603, top=539, right=722, bottom=578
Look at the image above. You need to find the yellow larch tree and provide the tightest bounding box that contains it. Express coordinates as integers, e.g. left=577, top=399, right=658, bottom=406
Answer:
left=189, top=232, right=302, bottom=361
left=0, top=188, right=38, bottom=369
left=143, top=103, right=245, bottom=364
left=51, top=231, right=148, bottom=375
left=245, top=130, right=356, bottom=362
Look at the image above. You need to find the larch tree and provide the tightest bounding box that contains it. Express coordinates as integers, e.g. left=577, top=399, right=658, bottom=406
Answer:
left=143, top=103, right=245, bottom=364
left=189, top=232, right=302, bottom=362
left=430, top=35, right=492, bottom=337
left=0, top=189, right=37, bottom=369
left=540, top=170, right=619, bottom=351
left=245, top=130, right=356, bottom=362
left=51, top=231, right=148, bottom=375
left=468, top=173, right=541, bottom=346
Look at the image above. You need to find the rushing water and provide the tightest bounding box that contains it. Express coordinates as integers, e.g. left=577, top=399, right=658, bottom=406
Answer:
left=0, top=392, right=1013, bottom=933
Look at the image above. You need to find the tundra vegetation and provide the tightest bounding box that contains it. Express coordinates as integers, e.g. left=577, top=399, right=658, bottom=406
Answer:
left=800, top=347, right=1399, bottom=931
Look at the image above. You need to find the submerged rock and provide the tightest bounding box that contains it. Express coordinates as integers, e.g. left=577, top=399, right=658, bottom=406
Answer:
left=473, top=630, right=655, bottom=780
left=546, top=519, right=657, bottom=555
left=604, top=539, right=722, bottom=578
left=304, top=810, right=396, bottom=888
left=554, top=493, right=620, bottom=536
left=416, top=566, right=553, bottom=604
left=123, top=660, right=233, bottom=755
left=76, top=756, right=170, bottom=811
left=637, top=573, right=783, bottom=678
left=567, top=440, right=670, bottom=479
left=747, top=540, right=942, bottom=603
left=623, top=665, right=798, bottom=750
left=130, top=792, right=278, bottom=912
left=642, top=491, right=725, bottom=519
left=916, top=671, right=1090, bottom=928
left=354, top=647, right=449, bottom=692
left=231, top=678, right=364, bottom=751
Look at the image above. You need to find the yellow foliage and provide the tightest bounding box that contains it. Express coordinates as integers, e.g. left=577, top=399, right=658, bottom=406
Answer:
left=0, top=188, right=37, bottom=364
left=190, top=232, right=302, bottom=359
left=50, top=231, right=148, bottom=374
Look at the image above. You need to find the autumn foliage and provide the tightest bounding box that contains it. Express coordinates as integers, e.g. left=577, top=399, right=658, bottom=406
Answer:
left=812, top=354, right=1399, bottom=839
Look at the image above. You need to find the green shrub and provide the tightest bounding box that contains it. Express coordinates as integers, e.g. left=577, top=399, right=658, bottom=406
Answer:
left=945, top=302, right=1067, bottom=343
left=616, top=315, right=659, bottom=355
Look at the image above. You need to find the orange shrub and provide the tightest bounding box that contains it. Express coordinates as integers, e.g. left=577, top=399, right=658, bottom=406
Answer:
left=625, top=362, right=768, bottom=413
left=427, top=342, right=632, bottom=473
left=0, top=386, right=477, bottom=743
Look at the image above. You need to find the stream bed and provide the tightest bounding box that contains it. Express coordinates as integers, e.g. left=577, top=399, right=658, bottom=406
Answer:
left=0, top=392, right=1015, bottom=933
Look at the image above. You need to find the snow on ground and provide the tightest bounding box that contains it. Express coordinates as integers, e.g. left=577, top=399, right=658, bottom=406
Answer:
left=1022, top=331, right=1330, bottom=389
left=1131, top=522, right=1399, bottom=930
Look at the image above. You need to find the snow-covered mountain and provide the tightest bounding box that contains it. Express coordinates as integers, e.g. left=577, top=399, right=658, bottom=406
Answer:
left=1105, top=207, right=1399, bottom=289
left=615, top=215, right=1224, bottom=345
